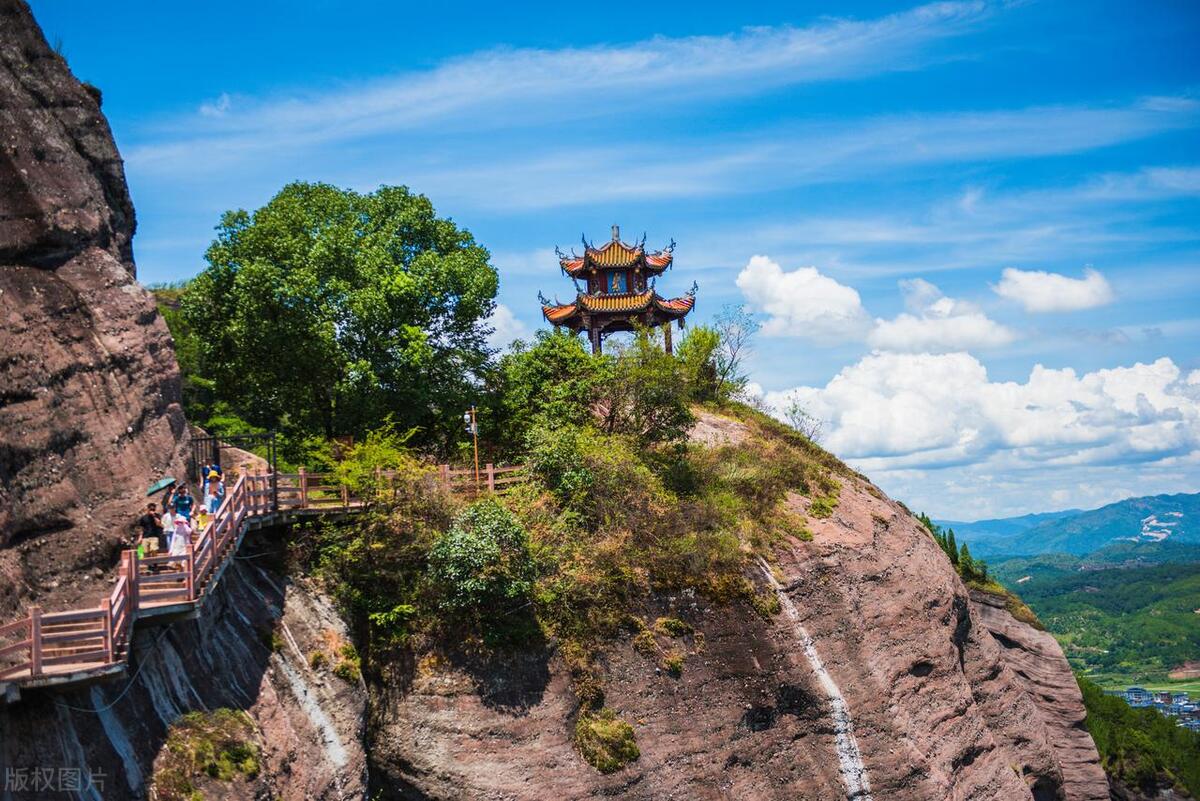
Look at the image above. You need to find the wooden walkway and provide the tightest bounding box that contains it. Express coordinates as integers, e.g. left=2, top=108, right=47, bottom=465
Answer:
left=0, top=463, right=526, bottom=693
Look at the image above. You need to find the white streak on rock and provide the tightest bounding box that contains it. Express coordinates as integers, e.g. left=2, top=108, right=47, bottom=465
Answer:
left=759, top=559, right=874, bottom=800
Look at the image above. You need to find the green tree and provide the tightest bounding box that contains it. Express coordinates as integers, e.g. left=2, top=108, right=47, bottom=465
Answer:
left=595, top=328, right=694, bottom=447
left=946, top=529, right=959, bottom=566
left=674, top=325, right=721, bottom=402
left=485, top=330, right=607, bottom=456
left=181, top=182, right=497, bottom=451
left=428, top=499, right=535, bottom=617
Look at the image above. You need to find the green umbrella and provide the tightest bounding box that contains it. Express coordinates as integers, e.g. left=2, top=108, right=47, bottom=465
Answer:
left=147, top=477, right=177, bottom=496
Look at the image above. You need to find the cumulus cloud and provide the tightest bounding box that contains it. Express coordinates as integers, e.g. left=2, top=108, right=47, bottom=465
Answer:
left=868, top=278, right=1015, bottom=352
left=765, top=353, right=1200, bottom=471
left=993, top=266, right=1115, bottom=312
left=735, top=255, right=872, bottom=342
left=485, top=304, right=531, bottom=349
left=739, top=268, right=1014, bottom=352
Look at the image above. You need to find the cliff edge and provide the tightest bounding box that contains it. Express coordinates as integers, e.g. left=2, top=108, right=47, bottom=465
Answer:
left=0, top=0, right=188, bottom=616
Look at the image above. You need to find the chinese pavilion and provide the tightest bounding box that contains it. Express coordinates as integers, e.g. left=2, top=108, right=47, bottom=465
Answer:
left=540, top=225, right=696, bottom=354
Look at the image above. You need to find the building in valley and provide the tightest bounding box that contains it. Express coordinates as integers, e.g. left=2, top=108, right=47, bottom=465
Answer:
left=540, top=225, right=696, bottom=354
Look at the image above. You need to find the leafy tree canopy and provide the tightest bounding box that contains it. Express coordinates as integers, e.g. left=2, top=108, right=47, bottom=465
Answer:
left=181, top=182, right=497, bottom=451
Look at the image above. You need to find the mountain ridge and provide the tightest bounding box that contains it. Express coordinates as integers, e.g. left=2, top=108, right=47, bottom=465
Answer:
left=937, top=492, right=1200, bottom=558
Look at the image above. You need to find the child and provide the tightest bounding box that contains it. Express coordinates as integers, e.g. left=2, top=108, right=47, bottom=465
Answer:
left=195, top=505, right=210, bottom=534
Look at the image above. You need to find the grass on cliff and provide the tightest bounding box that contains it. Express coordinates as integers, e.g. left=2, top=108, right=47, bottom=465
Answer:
left=574, top=708, right=640, bottom=773
left=152, top=709, right=260, bottom=801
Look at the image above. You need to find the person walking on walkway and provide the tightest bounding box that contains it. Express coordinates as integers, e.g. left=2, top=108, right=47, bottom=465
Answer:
left=132, top=502, right=162, bottom=558
left=173, top=485, right=194, bottom=522
left=206, top=477, right=222, bottom=515
left=170, top=513, right=192, bottom=559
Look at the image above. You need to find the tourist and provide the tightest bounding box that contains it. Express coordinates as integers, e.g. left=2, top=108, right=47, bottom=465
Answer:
left=170, top=513, right=191, bottom=559
left=159, top=504, right=174, bottom=540
left=132, top=502, right=162, bottom=558
left=206, top=479, right=222, bottom=515
left=173, top=484, right=194, bottom=521
left=195, top=504, right=209, bottom=534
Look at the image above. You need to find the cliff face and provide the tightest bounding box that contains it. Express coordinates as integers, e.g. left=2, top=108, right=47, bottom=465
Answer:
left=0, top=537, right=369, bottom=801
left=368, top=413, right=1111, bottom=801
left=0, top=0, right=188, bottom=616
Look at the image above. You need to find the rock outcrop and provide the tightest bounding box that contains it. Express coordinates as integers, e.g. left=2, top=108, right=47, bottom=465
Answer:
left=368, top=415, right=1111, bottom=801
left=0, top=534, right=369, bottom=800
left=0, top=0, right=188, bottom=616
left=971, top=589, right=1112, bottom=800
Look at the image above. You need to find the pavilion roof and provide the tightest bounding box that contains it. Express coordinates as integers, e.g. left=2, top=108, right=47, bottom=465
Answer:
left=541, top=288, right=695, bottom=326
left=557, top=227, right=674, bottom=277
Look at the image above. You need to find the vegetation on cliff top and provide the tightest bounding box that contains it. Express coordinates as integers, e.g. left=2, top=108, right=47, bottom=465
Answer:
left=281, top=326, right=844, bottom=772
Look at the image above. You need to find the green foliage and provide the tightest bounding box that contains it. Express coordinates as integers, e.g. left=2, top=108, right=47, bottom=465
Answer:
left=751, top=591, right=782, bottom=619
left=711, top=304, right=759, bottom=402
left=315, top=419, right=426, bottom=500
left=153, top=709, right=260, bottom=801
left=809, top=493, right=839, bottom=519
left=653, top=617, right=693, bottom=637
left=309, top=651, right=328, bottom=670
left=662, top=650, right=685, bottom=676
left=180, top=181, right=497, bottom=450
left=486, top=329, right=607, bottom=456
left=299, top=477, right=454, bottom=658
left=998, top=562, right=1200, bottom=681
left=334, top=655, right=361, bottom=682
left=594, top=328, right=695, bottom=447
left=674, top=325, right=723, bottom=402
left=1079, top=676, right=1200, bottom=796
left=428, top=499, right=536, bottom=618
left=574, top=709, right=640, bottom=773
left=919, top=513, right=992, bottom=583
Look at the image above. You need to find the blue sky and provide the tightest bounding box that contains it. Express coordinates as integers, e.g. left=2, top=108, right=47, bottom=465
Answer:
left=32, top=1, right=1200, bottom=519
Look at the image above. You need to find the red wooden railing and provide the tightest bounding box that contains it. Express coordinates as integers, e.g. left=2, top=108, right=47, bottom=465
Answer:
left=0, top=463, right=526, bottom=686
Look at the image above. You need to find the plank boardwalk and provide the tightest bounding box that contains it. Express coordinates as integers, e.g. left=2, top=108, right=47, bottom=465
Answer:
left=0, top=463, right=526, bottom=693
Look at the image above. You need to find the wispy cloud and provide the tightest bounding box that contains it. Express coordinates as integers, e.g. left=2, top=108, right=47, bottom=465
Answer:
left=127, top=2, right=995, bottom=172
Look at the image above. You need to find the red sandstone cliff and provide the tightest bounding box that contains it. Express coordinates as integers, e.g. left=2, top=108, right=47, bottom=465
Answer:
left=0, top=0, right=189, bottom=616
left=369, top=412, right=1111, bottom=801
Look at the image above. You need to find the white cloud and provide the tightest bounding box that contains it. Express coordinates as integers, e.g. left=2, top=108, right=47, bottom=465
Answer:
left=868, top=278, right=1015, bottom=352
left=735, top=255, right=871, bottom=342
left=993, top=266, right=1115, bottom=312
left=485, top=304, right=531, bottom=349
left=198, top=93, right=232, bottom=118
left=766, top=353, right=1200, bottom=472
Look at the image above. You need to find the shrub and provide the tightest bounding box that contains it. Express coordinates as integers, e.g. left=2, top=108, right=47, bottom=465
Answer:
left=153, top=709, right=260, bottom=801
left=334, top=658, right=361, bottom=682
left=309, top=651, right=328, bottom=670
left=574, top=709, right=640, bottom=773
left=662, top=650, right=685, bottom=676
left=428, top=499, right=535, bottom=618
left=809, top=494, right=838, bottom=519
left=632, top=629, right=658, bottom=657
left=653, top=617, right=693, bottom=637
left=751, top=591, right=782, bottom=619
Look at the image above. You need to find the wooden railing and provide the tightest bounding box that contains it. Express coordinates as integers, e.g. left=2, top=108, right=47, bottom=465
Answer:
left=0, top=462, right=525, bottom=687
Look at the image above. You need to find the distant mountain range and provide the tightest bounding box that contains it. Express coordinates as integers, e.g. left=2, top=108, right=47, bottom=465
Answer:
left=937, top=492, right=1200, bottom=558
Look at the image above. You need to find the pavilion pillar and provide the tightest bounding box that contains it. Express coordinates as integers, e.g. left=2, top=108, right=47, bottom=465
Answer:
left=589, top=325, right=602, bottom=355
left=662, top=322, right=673, bottom=355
